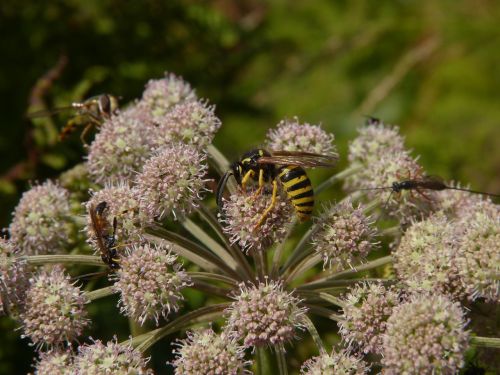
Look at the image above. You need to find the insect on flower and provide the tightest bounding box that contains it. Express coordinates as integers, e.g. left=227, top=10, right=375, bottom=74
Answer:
left=27, top=94, right=120, bottom=145
left=216, top=149, right=338, bottom=228
left=88, top=201, right=120, bottom=270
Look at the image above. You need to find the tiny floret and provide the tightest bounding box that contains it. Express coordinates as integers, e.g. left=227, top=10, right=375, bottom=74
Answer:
left=139, top=72, right=197, bottom=119
left=171, top=328, right=250, bottom=375
left=312, top=200, right=377, bottom=269
left=20, top=266, right=89, bottom=348
left=73, top=338, right=153, bottom=375
left=134, top=143, right=209, bottom=220
left=219, top=187, right=294, bottom=252
left=338, top=283, right=402, bottom=354
left=300, top=348, right=369, bottom=375
left=113, top=243, right=191, bottom=325
left=266, top=117, right=338, bottom=157
left=382, top=293, right=469, bottom=374
left=225, top=280, right=307, bottom=348
left=9, top=181, right=71, bottom=255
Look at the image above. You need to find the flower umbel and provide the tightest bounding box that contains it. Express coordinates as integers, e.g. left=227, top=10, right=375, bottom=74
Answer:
left=312, top=200, right=377, bottom=270
left=382, top=293, right=469, bottom=374
left=20, top=266, right=89, bottom=348
left=266, top=117, right=338, bottom=157
left=300, top=348, right=369, bottom=375
left=134, top=143, right=209, bottom=220
left=9, top=181, right=71, bottom=255
left=171, top=328, right=250, bottom=375
left=73, top=338, right=153, bottom=374
left=225, top=280, right=307, bottom=348
left=113, top=243, right=191, bottom=325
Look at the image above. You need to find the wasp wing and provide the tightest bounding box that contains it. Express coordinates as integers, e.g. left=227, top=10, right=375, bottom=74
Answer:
left=257, top=150, right=338, bottom=168
left=88, top=204, right=109, bottom=257
left=26, top=106, right=76, bottom=119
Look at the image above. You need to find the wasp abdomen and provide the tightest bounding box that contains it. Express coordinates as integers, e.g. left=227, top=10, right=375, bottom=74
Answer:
left=278, top=165, right=314, bottom=222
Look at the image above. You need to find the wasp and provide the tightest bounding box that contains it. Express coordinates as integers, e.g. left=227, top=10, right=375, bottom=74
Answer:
left=27, top=94, right=119, bottom=145
left=88, top=201, right=120, bottom=270
left=217, top=149, right=338, bottom=228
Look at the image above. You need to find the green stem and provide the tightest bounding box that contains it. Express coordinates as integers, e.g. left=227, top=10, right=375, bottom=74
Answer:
left=145, top=228, right=239, bottom=279
left=197, top=206, right=254, bottom=279
left=84, top=286, right=116, bottom=301
left=181, top=217, right=241, bottom=275
left=256, top=347, right=273, bottom=375
left=285, top=253, right=322, bottom=285
left=207, top=144, right=237, bottom=194
left=271, top=218, right=297, bottom=278
left=297, top=290, right=347, bottom=308
left=470, top=336, right=500, bottom=349
left=127, top=303, right=229, bottom=353
left=305, top=304, right=343, bottom=322
left=302, top=315, right=325, bottom=352
left=190, top=280, right=231, bottom=298
left=23, top=254, right=104, bottom=267
left=298, top=278, right=395, bottom=290
left=275, top=346, right=288, bottom=375
left=188, top=271, right=238, bottom=286
left=302, top=256, right=393, bottom=287
left=315, top=165, right=362, bottom=194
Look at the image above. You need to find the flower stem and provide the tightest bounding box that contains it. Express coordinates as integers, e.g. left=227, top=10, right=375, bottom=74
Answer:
left=207, top=144, right=237, bottom=194
left=305, top=304, right=343, bottom=322
left=84, top=286, right=116, bottom=301
left=470, top=336, right=500, bottom=349
left=127, top=303, right=229, bottom=353
left=302, top=315, right=325, bottom=352
left=275, top=346, right=288, bottom=375
left=23, top=254, right=103, bottom=267
left=315, top=165, right=362, bottom=194
left=285, top=253, right=322, bottom=285
left=256, top=347, right=273, bottom=375
left=297, top=290, right=347, bottom=308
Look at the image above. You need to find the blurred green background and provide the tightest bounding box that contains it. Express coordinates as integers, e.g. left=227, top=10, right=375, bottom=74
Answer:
left=1, top=1, right=499, bottom=373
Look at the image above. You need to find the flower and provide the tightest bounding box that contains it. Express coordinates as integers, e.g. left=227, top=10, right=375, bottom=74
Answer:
left=225, top=280, right=307, bottom=348
left=86, top=109, right=157, bottom=185
left=266, top=117, right=338, bottom=157
left=73, top=338, right=153, bottom=375
left=9, top=181, right=71, bottom=255
left=456, top=209, right=500, bottom=302
left=312, top=200, right=377, bottom=269
left=155, top=100, right=221, bottom=149
left=32, top=349, right=74, bottom=375
left=113, top=243, right=191, bottom=325
left=219, top=187, right=294, bottom=252
left=134, top=143, right=209, bottom=220
left=300, top=348, right=369, bottom=375
left=393, top=213, right=465, bottom=298
left=338, top=283, right=403, bottom=354
left=382, top=293, right=469, bottom=374
left=139, top=72, right=197, bottom=120
left=0, top=238, right=30, bottom=317
left=85, top=182, right=151, bottom=251
left=171, top=328, right=250, bottom=375
left=20, top=266, right=89, bottom=348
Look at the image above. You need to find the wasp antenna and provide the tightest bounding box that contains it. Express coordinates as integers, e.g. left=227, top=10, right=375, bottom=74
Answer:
left=216, top=171, right=233, bottom=210
left=447, top=186, right=500, bottom=198
left=354, top=186, right=392, bottom=192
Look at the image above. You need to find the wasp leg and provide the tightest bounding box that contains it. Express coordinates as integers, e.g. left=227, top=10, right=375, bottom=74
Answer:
left=254, top=179, right=278, bottom=230
left=80, top=123, right=94, bottom=146
left=248, top=169, right=266, bottom=202
left=415, top=188, right=433, bottom=202
left=241, top=170, right=255, bottom=192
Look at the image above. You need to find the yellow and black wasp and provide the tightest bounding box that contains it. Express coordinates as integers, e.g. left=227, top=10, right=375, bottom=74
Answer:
left=88, top=201, right=120, bottom=270
left=216, top=149, right=338, bottom=228
left=27, top=94, right=119, bottom=145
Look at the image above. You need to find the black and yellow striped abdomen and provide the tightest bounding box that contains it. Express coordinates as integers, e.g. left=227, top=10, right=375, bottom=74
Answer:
left=278, top=165, right=314, bottom=222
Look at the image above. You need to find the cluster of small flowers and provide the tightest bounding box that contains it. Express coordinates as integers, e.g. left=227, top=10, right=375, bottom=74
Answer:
left=32, top=338, right=153, bottom=375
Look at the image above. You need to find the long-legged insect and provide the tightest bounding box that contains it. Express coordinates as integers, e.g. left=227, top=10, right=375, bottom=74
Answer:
left=216, top=149, right=338, bottom=228
left=88, top=201, right=120, bottom=270
left=27, top=94, right=119, bottom=145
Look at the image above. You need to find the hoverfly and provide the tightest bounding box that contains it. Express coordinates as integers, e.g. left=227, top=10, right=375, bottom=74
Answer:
left=88, top=201, right=120, bottom=270
left=216, top=149, right=338, bottom=228
left=27, top=94, right=119, bottom=145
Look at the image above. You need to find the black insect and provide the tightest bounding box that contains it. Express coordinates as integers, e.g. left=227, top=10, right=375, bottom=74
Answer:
left=216, top=149, right=338, bottom=228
